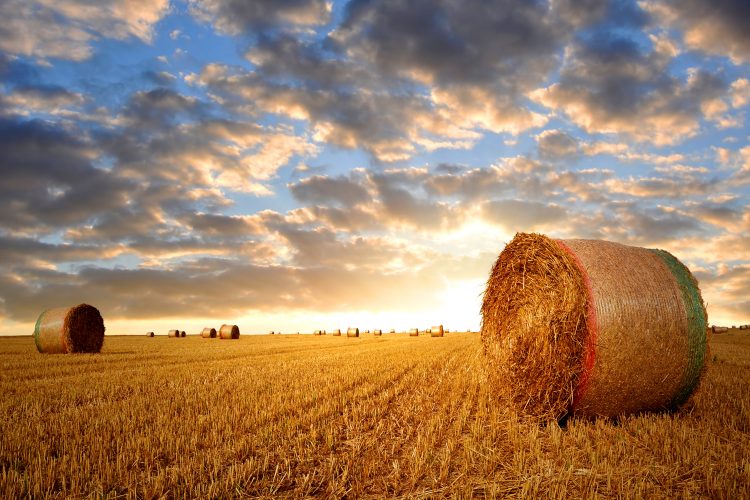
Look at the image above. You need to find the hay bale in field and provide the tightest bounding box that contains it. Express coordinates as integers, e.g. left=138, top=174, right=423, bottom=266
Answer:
left=332, top=329, right=341, bottom=336
left=201, top=327, right=217, bottom=338
left=147, top=331, right=154, bottom=337
left=180, top=331, right=186, bottom=337
left=481, top=232, right=708, bottom=420
left=430, top=325, right=444, bottom=337
left=34, top=304, right=105, bottom=354
left=347, top=327, right=359, bottom=337
left=712, top=325, right=728, bottom=334
left=168, top=329, right=181, bottom=338
left=373, top=329, right=382, bottom=336
left=390, top=328, right=396, bottom=333
left=409, top=328, right=419, bottom=336
left=219, top=324, right=240, bottom=339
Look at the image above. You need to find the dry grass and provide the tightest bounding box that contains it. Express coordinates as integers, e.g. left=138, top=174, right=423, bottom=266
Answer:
left=0, top=332, right=748, bottom=498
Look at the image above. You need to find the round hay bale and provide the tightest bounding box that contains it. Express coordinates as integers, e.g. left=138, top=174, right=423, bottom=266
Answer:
left=390, top=328, right=396, bottom=333
left=219, top=324, right=240, bottom=339
left=180, top=331, right=186, bottom=337
left=373, top=329, right=382, bottom=336
left=347, top=327, right=359, bottom=337
left=332, top=329, right=341, bottom=336
left=147, top=331, right=154, bottom=337
left=481, top=232, right=708, bottom=420
left=201, top=327, right=217, bottom=338
left=712, top=326, right=728, bottom=334
left=34, top=304, right=105, bottom=354
left=168, top=329, right=180, bottom=338
left=430, top=325, right=444, bottom=337
left=409, top=328, right=419, bottom=336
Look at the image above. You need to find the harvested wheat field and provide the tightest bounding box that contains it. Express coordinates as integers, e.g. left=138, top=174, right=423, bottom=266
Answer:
left=0, top=331, right=748, bottom=498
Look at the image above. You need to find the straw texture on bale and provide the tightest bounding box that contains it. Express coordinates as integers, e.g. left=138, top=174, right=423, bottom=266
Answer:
left=168, top=329, right=180, bottom=338
left=373, top=329, right=382, bottom=336
left=347, top=327, right=359, bottom=337
left=147, top=331, right=154, bottom=337
left=481, top=232, right=708, bottom=420
left=219, top=324, right=240, bottom=339
left=430, top=325, right=444, bottom=337
left=34, top=304, right=105, bottom=354
left=409, top=328, right=419, bottom=336
left=201, top=327, right=217, bottom=338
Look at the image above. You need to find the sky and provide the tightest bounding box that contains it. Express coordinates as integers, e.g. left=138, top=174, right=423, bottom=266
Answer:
left=1, top=0, right=749, bottom=335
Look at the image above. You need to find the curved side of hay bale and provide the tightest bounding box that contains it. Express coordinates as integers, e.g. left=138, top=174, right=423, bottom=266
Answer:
left=346, top=327, right=359, bottom=337
left=201, top=327, right=217, bottom=338
left=373, top=329, right=382, bottom=336
left=34, top=304, right=105, bottom=354
left=168, top=329, right=180, bottom=338
left=430, top=325, right=444, bottom=337
left=219, top=324, right=240, bottom=339
left=481, top=232, right=708, bottom=420
left=332, top=329, right=341, bottom=336
left=409, top=328, right=419, bottom=336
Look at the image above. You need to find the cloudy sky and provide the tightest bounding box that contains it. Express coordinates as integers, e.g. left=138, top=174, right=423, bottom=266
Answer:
left=1, top=0, right=749, bottom=335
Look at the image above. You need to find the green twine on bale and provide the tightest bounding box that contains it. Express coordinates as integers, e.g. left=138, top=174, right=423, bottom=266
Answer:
left=650, top=249, right=708, bottom=408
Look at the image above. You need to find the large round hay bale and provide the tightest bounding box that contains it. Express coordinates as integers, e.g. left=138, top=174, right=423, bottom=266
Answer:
left=332, top=329, right=341, bottom=336
left=34, top=304, right=105, bottom=354
left=180, top=331, right=186, bottom=337
left=373, top=329, right=382, bottom=336
left=347, top=327, right=359, bottom=337
left=168, top=329, right=180, bottom=338
left=147, top=331, right=154, bottom=337
left=219, top=324, right=240, bottom=339
left=409, top=328, right=419, bottom=336
left=481, top=232, right=708, bottom=420
left=430, top=325, right=444, bottom=337
left=201, top=327, right=217, bottom=338
left=712, top=326, right=728, bottom=334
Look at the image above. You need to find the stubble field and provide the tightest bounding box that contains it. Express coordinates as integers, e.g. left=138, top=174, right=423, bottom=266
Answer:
left=0, top=331, right=748, bottom=498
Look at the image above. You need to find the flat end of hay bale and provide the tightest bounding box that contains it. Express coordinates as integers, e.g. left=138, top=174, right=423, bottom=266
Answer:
left=481, top=233, right=588, bottom=421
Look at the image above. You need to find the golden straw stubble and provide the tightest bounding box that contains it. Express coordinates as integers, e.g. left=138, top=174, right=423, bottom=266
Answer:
left=481, top=233, right=588, bottom=421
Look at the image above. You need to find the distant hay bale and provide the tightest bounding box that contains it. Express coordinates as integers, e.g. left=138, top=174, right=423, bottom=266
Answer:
left=364, top=329, right=370, bottom=333
left=373, top=329, right=382, bottom=336
left=409, top=328, right=419, bottom=337
left=481, top=232, right=708, bottom=420
left=430, top=325, right=444, bottom=337
left=168, top=329, right=180, bottom=338
left=347, top=327, right=359, bottom=337
left=180, top=331, right=186, bottom=337
left=332, top=329, right=341, bottom=336
left=201, top=327, right=217, bottom=338
left=34, top=304, right=105, bottom=354
left=712, top=326, right=728, bottom=334
left=219, top=324, right=240, bottom=339
left=390, top=329, right=396, bottom=333
left=147, top=331, right=154, bottom=337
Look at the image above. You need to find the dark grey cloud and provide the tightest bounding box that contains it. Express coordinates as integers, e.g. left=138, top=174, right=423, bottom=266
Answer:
left=481, top=199, right=567, bottom=232
left=336, top=0, right=562, bottom=88
left=190, top=0, right=331, bottom=35
left=646, top=0, right=750, bottom=63
left=290, top=174, right=371, bottom=207
left=537, top=129, right=581, bottom=161
left=0, top=117, right=134, bottom=232
left=534, top=29, right=730, bottom=144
